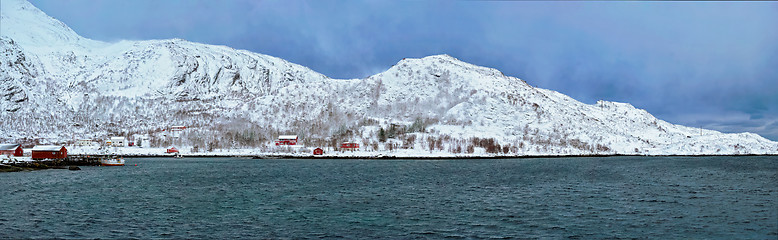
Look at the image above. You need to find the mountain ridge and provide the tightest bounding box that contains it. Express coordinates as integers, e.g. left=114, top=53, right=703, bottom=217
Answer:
left=1, top=0, right=776, bottom=155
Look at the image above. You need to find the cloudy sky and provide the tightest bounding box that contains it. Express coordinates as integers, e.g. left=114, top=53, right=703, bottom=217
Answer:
left=29, top=0, right=778, bottom=140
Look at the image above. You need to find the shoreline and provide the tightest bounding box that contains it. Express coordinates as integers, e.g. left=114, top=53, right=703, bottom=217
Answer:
left=61, top=146, right=778, bottom=160
left=0, top=163, right=69, bottom=172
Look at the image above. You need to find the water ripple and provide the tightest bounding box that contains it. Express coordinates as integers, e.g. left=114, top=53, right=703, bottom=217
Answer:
left=0, top=156, right=776, bottom=239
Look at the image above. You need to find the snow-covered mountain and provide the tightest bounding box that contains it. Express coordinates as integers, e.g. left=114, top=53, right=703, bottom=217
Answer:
left=2, top=0, right=776, bottom=155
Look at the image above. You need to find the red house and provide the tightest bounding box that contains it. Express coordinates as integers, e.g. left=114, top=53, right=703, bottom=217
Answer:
left=275, top=135, right=298, bottom=145
left=313, top=148, right=324, bottom=155
left=31, top=145, right=67, bottom=160
left=341, top=142, right=359, bottom=151
left=167, top=147, right=179, bottom=153
left=0, top=144, right=23, bottom=157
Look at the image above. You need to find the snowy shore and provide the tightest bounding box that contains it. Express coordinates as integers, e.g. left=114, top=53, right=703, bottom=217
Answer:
left=64, top=146, right=778, bottom=159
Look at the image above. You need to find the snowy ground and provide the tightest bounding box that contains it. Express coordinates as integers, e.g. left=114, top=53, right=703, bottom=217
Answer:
left=61, top=145, right=775, bottom=158
left=65, top=145, right=530, bottom=158
left=0, top=155, right=33, bottom=164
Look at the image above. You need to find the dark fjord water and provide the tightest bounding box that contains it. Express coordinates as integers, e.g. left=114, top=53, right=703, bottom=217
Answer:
left=1, top=156, right=776, bottom=239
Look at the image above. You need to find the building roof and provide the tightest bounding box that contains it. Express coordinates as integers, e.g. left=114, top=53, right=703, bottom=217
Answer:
left=278, top=135, right=298, bottom=140
left=110, top=137, right=126, bottom=140
left=32, top=145, right=65, bottom=151
left=0, top=144, right=21, bottom=150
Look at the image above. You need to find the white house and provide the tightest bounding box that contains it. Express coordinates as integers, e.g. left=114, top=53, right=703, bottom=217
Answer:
left=76, top=139, right=95, bottom=146
left=108, top=137, right=127, bottom=147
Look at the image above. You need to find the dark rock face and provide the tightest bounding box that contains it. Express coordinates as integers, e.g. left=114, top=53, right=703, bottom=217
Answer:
left=68, top=165, right=80, bottom=171
left=0, top=38, right=34, bottom=112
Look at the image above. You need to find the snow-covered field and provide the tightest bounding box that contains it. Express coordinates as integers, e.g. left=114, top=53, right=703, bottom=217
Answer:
left=0, top=155, right=33, bottom=164
left=1, top=0, right=777, bottom=157
left=62, top=144, right=777, bottom=158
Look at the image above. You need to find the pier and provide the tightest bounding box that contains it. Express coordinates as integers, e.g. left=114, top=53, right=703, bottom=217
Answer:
left=63, top=155, right=103, bottom=165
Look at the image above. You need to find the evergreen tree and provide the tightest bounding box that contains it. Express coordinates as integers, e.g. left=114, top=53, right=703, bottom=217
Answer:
left=378, top=127, right=387, bottom=142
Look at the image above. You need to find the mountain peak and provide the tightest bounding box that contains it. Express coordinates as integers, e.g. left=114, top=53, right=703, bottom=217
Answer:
left=391, top=54, right=505, bottom=78
left=396, top=54, right=461, bottom=65
left=0, top=0, right=93, bottom=48
left=423, top=54, right=458, bottom=61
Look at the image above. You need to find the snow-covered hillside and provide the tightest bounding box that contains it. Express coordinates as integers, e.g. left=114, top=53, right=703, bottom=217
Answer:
left=1, top=0, right=776, bottom=155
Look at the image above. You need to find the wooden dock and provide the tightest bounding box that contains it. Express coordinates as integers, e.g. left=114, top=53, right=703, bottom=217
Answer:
left=64, top=155, right=103, bottom=165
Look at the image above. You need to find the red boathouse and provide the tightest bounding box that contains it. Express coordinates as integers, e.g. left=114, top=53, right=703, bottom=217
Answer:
left=313, top=148, right=324, bottom=155
left=31, top=145, right=67, bottom=160
left=0, top=144, right=23, bottom=157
